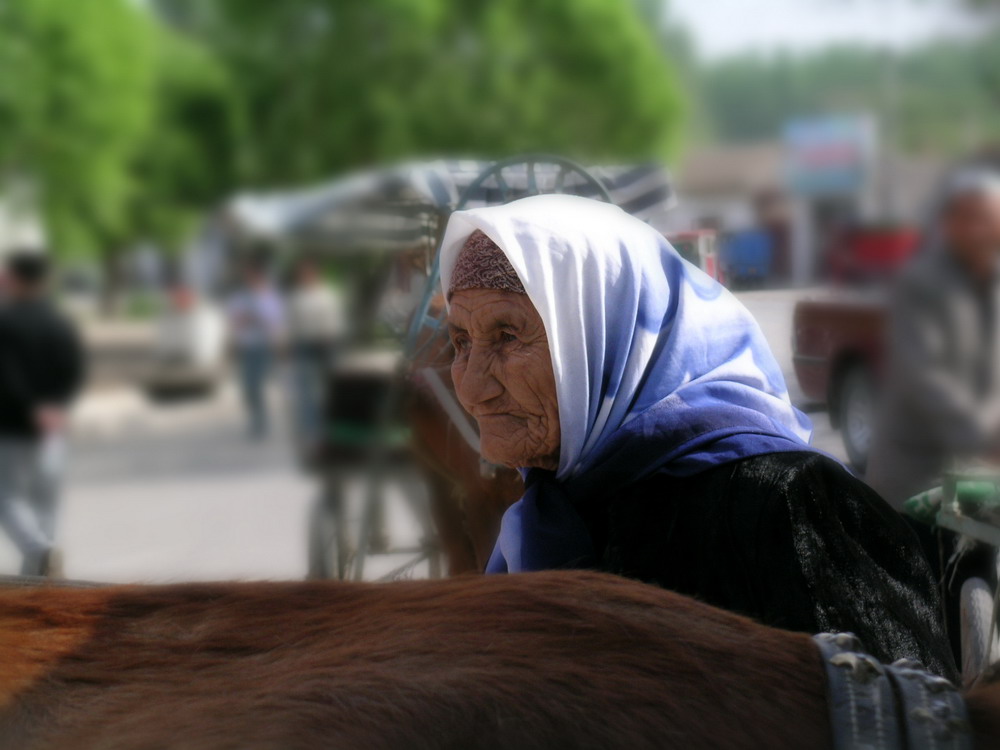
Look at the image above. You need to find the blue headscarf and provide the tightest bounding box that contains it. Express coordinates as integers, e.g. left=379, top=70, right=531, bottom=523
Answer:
left=438, top=195, right=814, bottom=573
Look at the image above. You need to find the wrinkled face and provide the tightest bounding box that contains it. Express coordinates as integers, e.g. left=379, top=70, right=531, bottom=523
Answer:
left=448, top=288, right=560, bottom=471
left=944, top=190, right=1000, bottom=279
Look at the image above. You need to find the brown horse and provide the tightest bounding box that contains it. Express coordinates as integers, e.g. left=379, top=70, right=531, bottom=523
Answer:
left=1, top=572, right=998, bottom=749
left=404, top=294, right=521, bottom=575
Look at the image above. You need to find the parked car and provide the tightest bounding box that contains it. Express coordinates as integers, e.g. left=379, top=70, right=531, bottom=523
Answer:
left=144, top=287, right=226, bottom=400
left=792, top=291, right=887, bottom=469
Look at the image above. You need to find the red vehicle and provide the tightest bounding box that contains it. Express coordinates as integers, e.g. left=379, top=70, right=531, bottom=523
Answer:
left=826, top=224, right=919, bottom=283
left=792, top=291, right=887, bottom=469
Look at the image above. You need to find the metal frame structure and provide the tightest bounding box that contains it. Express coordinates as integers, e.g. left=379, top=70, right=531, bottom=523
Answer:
left=225, top=155, right=673, bottom=583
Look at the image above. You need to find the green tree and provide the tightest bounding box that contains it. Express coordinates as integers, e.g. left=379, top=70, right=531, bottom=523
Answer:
left=0, top=0, right=243, bottom=311
left=697, top=40, right=1000, bottom=155
left=153, top=0, right=685, bottom=187
left=128, top=27, right=244, bottom=252
left=2, top=0, right=684, bottom=279
left=0, top=0, right=156, bottom=258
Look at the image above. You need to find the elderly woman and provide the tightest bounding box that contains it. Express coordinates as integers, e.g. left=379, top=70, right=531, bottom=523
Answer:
left=442, top=195, right=955, bottom=679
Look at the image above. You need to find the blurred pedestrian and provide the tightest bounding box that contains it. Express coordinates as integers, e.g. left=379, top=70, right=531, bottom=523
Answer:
left=0, top=251, right=85, bottom=577
left=286, top=257, right=345, bottom=453
left=867, top=168, right=1000, bottom=509
left=227, top=262, right=284, bottom=439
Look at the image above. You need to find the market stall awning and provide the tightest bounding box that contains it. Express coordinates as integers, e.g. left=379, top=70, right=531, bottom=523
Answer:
left=226, top=159, right=675, bottom=254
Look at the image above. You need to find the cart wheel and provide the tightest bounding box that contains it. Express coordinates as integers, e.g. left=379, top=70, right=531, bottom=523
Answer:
left=307, top=474, right=350, bottom=580
left=405, top=155, right=612, bottom=358
left=960, top=576, right=998, bottom=687
left=836, top=364, right=875, bottom=472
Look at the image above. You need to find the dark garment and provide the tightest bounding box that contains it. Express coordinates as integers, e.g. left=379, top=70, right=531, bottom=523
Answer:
left=867, top=250, right=1000, bottom=508
left=972, top=276, right=995, bottom=398
left=575, top=451, right=957, bottom=682
left=0, top=298, right=85, bottom=439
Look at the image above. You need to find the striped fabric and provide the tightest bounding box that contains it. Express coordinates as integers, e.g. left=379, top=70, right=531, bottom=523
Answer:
left=227, top=159, right=675, bottom=255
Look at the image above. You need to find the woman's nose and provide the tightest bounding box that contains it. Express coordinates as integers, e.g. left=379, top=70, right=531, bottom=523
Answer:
left=458, top=344, right=504, bottom=407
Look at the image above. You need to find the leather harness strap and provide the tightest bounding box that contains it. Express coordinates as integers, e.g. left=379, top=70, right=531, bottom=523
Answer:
left=814, top=633, right=972, bottom=750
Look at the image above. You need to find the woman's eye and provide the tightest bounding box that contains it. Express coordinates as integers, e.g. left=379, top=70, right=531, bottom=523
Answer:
left=453, top=336, right=471, bottom=353
left=500, top=331, right=518, bottom=344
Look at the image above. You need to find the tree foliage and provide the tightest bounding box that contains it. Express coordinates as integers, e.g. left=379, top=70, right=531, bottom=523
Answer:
left=152, top=0, right=686, bottom=187
left=0, top=0, right=241, bottom=258
left=0, top=0, right=685, bottom=259
left=697, top=37, right=1000, bottom=155
left=129, top=27, right=243, bottom=250
left=0, top=0, right=155, bottom=256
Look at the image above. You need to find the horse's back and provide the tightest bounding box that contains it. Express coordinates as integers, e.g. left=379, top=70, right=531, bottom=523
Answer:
left=0, top=572, right=829, bottom=750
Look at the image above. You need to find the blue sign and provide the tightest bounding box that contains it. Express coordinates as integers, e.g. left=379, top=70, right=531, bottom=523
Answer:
left=783, top=116, right=875, bottom=197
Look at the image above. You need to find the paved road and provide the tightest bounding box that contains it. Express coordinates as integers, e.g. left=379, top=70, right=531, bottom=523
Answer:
left=0, top=385, right=315, bottom=581
left=0, top=289, right=845, bottom=581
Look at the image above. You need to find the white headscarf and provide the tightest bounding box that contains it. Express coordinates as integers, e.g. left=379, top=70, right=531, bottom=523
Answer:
left=440, top=194, right=811, bottom=483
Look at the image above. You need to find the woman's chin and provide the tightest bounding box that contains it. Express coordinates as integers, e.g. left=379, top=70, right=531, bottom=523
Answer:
left=476, top=440, right=529, bottom=470
left=478, top=443, right=519, bottom=469
left=480, top=444, right=557, bottom=472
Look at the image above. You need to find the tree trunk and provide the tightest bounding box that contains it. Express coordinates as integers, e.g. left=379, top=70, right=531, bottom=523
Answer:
left=100, top=247, right=127, bottom=317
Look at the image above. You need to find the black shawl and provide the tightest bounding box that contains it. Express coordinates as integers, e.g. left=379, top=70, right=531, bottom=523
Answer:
left=576, top=451, right=957, bottom=682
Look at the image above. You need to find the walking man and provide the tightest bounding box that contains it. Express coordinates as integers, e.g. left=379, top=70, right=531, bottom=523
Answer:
left=0, top=251, right=85, bottom=576
left=227, top=262, right=285, bottom=440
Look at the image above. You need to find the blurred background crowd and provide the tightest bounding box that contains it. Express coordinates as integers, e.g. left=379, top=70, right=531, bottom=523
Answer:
left=1, top=0, right=999, bottom=583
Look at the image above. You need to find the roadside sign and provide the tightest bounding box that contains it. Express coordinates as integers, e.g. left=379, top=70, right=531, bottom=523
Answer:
left=783, top=115, right=876, bottom=197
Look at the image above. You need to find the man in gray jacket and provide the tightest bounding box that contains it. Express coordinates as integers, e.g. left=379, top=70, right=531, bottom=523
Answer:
left=867, top=169, right=1000, bottom=509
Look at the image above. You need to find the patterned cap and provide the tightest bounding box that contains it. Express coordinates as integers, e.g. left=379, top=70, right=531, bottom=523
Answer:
left=448, top=230, right=526, bottom=299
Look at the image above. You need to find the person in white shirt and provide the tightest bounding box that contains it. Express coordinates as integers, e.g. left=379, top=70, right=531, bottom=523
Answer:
left=287, top=257, right=345, bottom=450
left=227, top=263, right=285, bottom=439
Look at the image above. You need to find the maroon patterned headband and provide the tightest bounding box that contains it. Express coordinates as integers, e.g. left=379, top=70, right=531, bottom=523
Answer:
left=448, top=230, right=526, bottom=299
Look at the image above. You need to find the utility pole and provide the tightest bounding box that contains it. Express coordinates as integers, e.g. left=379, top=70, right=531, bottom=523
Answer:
left=878, top=0, right=902, bottom=223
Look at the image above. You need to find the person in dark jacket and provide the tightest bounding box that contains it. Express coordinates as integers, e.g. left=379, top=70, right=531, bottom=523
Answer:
left=441, top=195, right=957, bottom=681
left=0, top=251, right=85, bottom=576
left=866, top=167, right=1000, bottom=663
left=868, top=168, right=1000, bottom=510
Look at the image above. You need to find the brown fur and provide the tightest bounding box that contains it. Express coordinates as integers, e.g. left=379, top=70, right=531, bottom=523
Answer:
left=0, top=588, right=104, bottom=711
left=967, top=667, right=1000, bottom=750
left=0, top=572, right=832, bottom=750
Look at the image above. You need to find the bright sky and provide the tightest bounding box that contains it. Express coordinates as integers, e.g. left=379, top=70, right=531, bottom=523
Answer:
left=668, top=0, right=982, bottom=59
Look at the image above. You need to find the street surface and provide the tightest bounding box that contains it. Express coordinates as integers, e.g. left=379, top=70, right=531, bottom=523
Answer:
left=0, top=288, right=844, bottom=581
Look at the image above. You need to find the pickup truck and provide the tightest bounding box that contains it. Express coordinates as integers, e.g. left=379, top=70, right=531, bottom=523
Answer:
left=792, top=290, right=887, bottom=469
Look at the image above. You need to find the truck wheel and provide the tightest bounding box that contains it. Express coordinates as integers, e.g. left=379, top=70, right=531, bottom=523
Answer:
left=837, top=364, right=874, bottom=472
